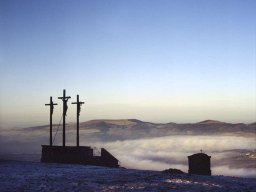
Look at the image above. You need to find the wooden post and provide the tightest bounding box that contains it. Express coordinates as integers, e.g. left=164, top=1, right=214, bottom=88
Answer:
left=45, top=96, right=58, bottom=146
left=58, top=89, right=71, bottom=147
left=72, top=95, right=85, bottom=147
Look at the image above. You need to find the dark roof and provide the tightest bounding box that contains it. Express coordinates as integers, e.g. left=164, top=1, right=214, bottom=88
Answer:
left=188, top=153, right=211, bottom=158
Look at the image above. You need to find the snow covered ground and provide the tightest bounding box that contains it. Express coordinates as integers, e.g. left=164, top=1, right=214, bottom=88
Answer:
left=0, top=161, right=255, bottom=192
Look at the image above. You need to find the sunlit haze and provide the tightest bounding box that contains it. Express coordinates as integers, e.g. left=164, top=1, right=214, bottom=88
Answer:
left=0, top=0, right=255, bottom=128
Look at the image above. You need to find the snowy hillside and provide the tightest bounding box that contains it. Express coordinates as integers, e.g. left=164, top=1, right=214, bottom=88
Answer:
left=0, top=161, right=255, bottom=192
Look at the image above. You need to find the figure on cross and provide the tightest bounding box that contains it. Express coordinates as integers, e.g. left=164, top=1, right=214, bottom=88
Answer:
left=45, top=96, right=57, bottom=146
left=64, top=100, right=68, bottom=116
left=58, top=89, right=71, bottom=147
left=72, top=95, right=85, bottom=147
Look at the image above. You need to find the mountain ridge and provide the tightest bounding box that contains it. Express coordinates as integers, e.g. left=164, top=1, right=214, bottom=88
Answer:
left=20, top=119, right=256, bottom=142
left=80, top=119, right=255, bottom=126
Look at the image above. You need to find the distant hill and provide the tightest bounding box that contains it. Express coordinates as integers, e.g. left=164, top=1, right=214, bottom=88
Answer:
left=249, top=122, right=256, bottom=128
left=22, top=119, right=255, bottom=142
left=17, top=119, right=255, bottom=144
left=196, top=120, right=226, bottom=124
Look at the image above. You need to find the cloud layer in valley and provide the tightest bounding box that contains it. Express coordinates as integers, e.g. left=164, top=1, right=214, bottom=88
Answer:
left=95, top=135, right=256, bottom=177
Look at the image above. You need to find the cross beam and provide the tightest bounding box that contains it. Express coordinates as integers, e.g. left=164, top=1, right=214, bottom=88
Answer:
left=45, top=96, right=58, bottom=146
left=72, top=95, right=85, bottom=147
left=58, top=89, right=71, bottom=147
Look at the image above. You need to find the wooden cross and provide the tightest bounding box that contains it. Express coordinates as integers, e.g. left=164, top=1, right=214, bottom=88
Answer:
left=58, top=89, right=71, bottom=147
left=45, top=96, right=58, bottom=146
left=72, top=95, right=85, bottom=147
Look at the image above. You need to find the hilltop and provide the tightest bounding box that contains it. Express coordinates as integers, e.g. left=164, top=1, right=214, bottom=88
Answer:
left=0, top=160, right=255, bottom=192
left=196, top=120, right=226, bottom=124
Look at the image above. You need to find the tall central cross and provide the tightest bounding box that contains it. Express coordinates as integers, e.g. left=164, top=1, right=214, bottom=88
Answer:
left=45, top=96, right=58, bottom=146
left=58, top=89, right=71, bottom=147
left=72, top=95, right=85, bottom=147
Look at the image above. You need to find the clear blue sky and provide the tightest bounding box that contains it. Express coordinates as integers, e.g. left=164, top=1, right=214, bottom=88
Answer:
left=0, top=0, right=255, bottom=128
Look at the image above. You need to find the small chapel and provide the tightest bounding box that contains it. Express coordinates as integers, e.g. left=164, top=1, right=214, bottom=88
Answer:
left=188, top=150, right=211, bottom=176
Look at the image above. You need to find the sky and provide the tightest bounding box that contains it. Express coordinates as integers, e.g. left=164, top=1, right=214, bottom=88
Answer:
left=0, top=0, right=256, bottom=128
